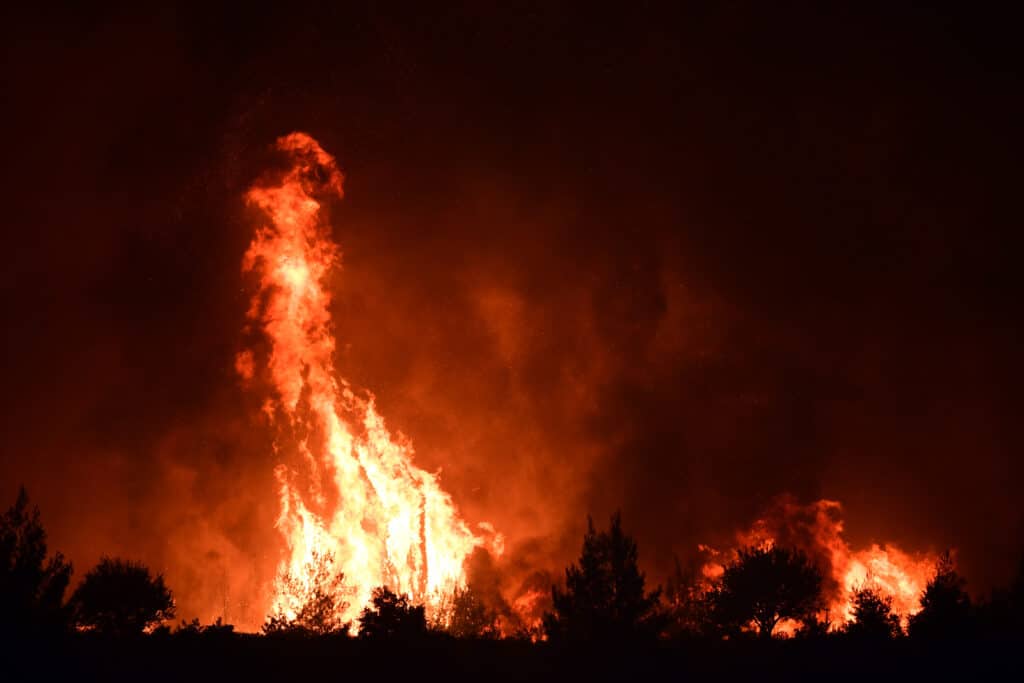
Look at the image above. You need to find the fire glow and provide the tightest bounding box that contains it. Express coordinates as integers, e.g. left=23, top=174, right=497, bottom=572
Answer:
left=233, top=133, right=938, bottom=636
left=700, top=498, right=938, bottom=632
left=238, top=132, right=500, bottom=627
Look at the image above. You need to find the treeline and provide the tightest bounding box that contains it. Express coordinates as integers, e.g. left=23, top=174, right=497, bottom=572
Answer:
left=540, top=513, right=1024, bottom=643
left=3, top=487, right=1024, bottom=646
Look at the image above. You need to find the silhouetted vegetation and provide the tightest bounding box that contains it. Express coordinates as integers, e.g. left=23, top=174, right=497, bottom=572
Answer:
left=710, top=545, right=823, bottom=638
left=976, top=554, right=1024, bottom=636
left=70, top=557, right=175, bottom=636
left=4, top=487, right=1024, bottom=683
left=844, top=585, right=902, bottom=639
left=172, top=616, right=235, bottom=639
left=0, top=487, right=73, bottom=636
left=262, top=551, right=350, bottom=636
left=543, top=512, right=663, bottom=643
left=794, top=610, right=833, bottom=640
left=447, top=584, right=500, bottom=638
left=358, top=586, right=427, bottom=640
left=663, top=557, right=715, bottom=638
left=909, top=551, right=972, bottom=639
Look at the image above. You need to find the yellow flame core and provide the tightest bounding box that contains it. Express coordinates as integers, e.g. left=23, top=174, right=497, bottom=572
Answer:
left=241, top=132, right=488, bottom=626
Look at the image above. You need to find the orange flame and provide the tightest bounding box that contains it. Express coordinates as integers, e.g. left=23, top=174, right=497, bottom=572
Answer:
left=837, top=543, right=936, bottom=626
left=240, top=132, right=499, bottom=627
left=701, top=498, right=937, bottom=632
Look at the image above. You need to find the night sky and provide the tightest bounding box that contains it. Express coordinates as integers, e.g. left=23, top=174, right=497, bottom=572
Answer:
left=2, top=3, right=1021, bottom=623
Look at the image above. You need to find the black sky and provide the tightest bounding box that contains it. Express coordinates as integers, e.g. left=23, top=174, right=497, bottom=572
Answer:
left=1, top=2, right=1021, bottom=619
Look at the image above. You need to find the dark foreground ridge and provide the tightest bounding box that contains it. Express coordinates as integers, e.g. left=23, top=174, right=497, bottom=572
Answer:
left=4, top=489, right=1024, bottom=682
left=5, top=631, right=1023, bottom=683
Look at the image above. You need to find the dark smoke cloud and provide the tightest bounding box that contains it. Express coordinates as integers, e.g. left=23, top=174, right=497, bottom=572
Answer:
left=1, top=3, right=1021, bottom=625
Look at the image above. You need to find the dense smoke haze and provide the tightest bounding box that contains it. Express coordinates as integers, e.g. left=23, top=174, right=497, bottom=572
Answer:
left=1, top=4, right=1021, bottom=627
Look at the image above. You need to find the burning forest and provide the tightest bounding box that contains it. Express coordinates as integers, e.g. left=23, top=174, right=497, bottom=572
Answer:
left=230, top=133, right=944, bottom=637
left=238, top=132, right=500, bottom=629
left=2, top=3, right=1022, bottom=680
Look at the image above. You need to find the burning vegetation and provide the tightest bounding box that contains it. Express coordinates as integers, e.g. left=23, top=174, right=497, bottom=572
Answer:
left=230, top=133, right=947, bottom=637
left=688, top=497, right=938, bottom=634
left=238, top=133, right=501, bottom=629
left=3, top=2, right=1021, bottom=678
left=2, top=133, right=1020, bottom=681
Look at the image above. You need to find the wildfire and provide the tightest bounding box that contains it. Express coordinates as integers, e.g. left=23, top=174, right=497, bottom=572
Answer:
left=700, top=498, right=937, bottom=631
left=239, top=132, right=499, bottom=627
left=233, top=134, right=938, bottom=638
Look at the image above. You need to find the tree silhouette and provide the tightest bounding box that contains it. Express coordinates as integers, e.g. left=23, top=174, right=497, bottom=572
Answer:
left=358, top=586, right=427, bottom=640
left=909, top=551, right=972, bottom=639
left=844, top=584, right=901, bottom=639
left=0, top=486, right=73, bottom=635
left=262, top=552, right=350, bottom=636
left=711, top=544, right=823, bottom=638
left=663, top=557, right=715, bottom=638
left=543, top=512, right=662, bottom=643
left=795, top=610, right=833, bottom=639
left=70, top=557, right=174, bottom=636
left=447, top=584, right=499, bottom=639
left=977, top=552, right=1024, bottom=635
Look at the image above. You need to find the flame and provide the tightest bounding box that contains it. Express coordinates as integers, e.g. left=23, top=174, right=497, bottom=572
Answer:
left=239, top=132, right=499, bottom=627
left=700, top=498, right=937, bottom=632
left=837, top=543, right=936, bottom=625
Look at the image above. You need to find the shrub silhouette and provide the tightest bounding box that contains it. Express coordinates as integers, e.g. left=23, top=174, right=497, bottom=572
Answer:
left=0, top=486, right=73, bottom=635
left=909, top=551, right=972, bottom=639
left=70, top=557, right=174, bottom=636
left=175, top=617, right=203, bottom=636
left=795, top=610, right=834, bottom=639
left=358, top=586, right=427, bottom=640
left=175, top=616, right=234, bottom=638
left=711, top=544, right=823, bottom=638
left=448, top=584, right=499, bottom=638
left=663, top=557, right=716, bottom=638
left=844, top=584, right=901, bottom=639
left=203, top=616, right=235, bottom=636
left=262, top=551, right=350, bottom=636
left=543, top=512, right=662, bottom=643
